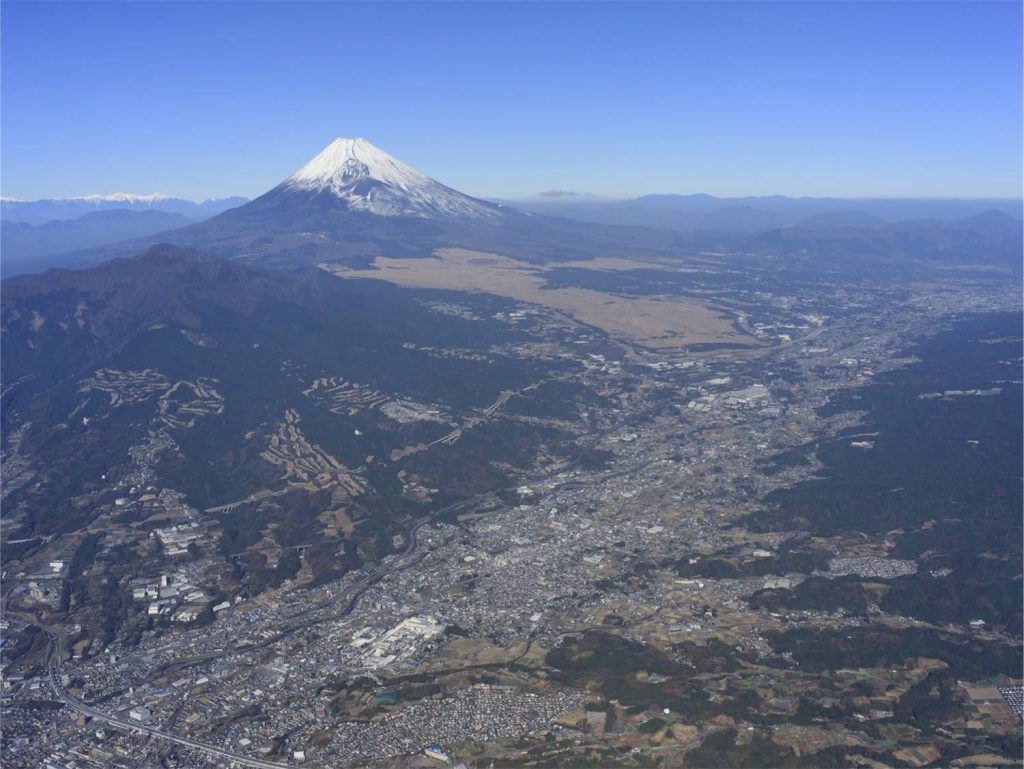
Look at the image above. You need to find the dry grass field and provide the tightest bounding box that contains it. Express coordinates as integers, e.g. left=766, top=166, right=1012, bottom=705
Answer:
left=321, top=248, right=760, bottom=350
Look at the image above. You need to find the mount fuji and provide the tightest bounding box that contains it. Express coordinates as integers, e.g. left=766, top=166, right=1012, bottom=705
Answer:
left=279, top=137, right=501, bottom=221
left=50, top=138, right=685, bottom=270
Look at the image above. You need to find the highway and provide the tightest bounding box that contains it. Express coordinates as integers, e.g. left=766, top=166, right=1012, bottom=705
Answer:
left=30, top=490, right=480, bottom=766
left=23, top=389, right=674, bottom=766
left=38, top=626, right=293, bottom=769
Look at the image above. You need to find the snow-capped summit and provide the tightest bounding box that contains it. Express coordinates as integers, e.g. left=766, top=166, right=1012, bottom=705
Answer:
left=282, top=138, right=499, bottom=221
left=24, top=138, right=684, bottom=269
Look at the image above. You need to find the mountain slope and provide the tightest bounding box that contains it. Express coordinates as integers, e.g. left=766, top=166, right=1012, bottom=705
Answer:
left=2, top=209, right=193, bottom=268
left=1, top=245, right=601, bottom=602
left=745, top=218, right=1023, bottom=269
left=282, top=137, right=501, bottom=221
left=48, top=139, right=688, bottom=270
left=1, top=245, right=287, bottom=391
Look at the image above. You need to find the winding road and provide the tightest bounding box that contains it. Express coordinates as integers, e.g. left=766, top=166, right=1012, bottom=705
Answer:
left=24, top=390, right=676, bottom=767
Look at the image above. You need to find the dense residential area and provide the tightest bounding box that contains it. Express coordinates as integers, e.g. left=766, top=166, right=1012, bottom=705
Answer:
left=2, top=3, right=1022, bottom=766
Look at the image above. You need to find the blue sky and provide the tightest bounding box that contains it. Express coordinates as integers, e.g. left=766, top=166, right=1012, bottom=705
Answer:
left=2, top=1, right=1021, bottom=200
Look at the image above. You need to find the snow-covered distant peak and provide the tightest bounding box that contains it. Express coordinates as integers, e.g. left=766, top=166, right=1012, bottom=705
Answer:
left=1, top=194, right=250, bottom=226
left=283, top=137, right=499, bottom=221
left=77, top=192, right=173, bottom=203
left=1, top=192, right=174, bottom=205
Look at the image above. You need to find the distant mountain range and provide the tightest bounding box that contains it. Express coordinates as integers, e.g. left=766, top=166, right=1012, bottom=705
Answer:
left=500, top=192, right=1023, bottom=233
left=45, top=138, right=688, bottom=270
left=2, top=139, right=1020, bottom=277
left=0, top=194, right=250, bottom=273
left=1, top=193, right=249, bottom=226
left=2, top=209, right=193, bottom=268
left=737, top=211, right=1023, bottom=268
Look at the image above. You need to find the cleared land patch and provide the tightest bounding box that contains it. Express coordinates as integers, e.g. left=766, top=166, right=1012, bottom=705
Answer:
left=260, top=409, right=365, bottom=496
left=302, top=376, right=387, bottom=415
left=157, top=378, right=225, bottom=429
left=75, top=369, right=224, bottom=430
left=78, top=368, right=169, bottom=407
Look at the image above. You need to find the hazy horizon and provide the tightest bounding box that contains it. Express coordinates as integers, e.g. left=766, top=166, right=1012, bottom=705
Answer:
left=4, top=181, right=1023, bottom=207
